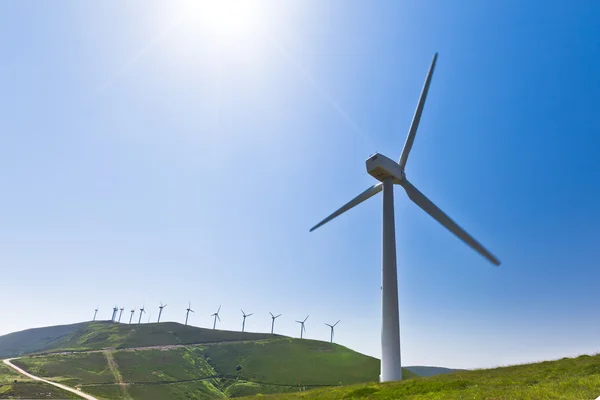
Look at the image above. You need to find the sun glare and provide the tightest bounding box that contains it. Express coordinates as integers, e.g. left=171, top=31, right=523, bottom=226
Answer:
left=182, top=0, right=266, bottom=46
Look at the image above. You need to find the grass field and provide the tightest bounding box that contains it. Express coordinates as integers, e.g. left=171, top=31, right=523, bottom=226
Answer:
left=6, top=321, right=600, bottom=399
left=10, top=335, right=411, bottom=399
left=0, top=362, right=81, bottom=399
left=240, top=353, right=600, bottom=400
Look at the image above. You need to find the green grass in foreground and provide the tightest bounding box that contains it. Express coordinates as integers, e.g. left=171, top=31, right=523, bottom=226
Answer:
left=241, top=353, right=600, bottom=400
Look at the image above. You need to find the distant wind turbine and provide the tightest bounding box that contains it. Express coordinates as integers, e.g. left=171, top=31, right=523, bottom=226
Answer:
left=111, top=305, right=118, bottom=322
left=211, top=305, right=221, bottom=330
left=129, top=308, right=135, bottom=324
left=295, top=316, right=309, bottom=339
left=138, top=305, right=146, bottom=324
left=325, top=320, right=340, bottom=343
left=118, top=307, right=124, bottom=323
left=185, top=302, right=194, bottom=326
left=157, top=302, right=167, bottom=323
left=269, top=312, right=282, bottom=334
left=241, top=309, right=253, bottom=332
left=92, top=307, right=98, bottom=322
left=309, top=53, right=500, bottom=383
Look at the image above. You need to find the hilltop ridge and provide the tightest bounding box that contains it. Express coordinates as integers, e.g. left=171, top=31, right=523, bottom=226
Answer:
left=0, top=321, right=277, bottom=358
left=0, top=321, right=421, bottom=399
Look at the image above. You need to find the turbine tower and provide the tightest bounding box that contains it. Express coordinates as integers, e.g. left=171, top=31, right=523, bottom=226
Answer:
left=92, top=307, right=98, bottom=321
left=325, top=320, right=340, bottom=343
left=269, top=312, right=282, bottom=334
left=138, top=305, right=146, bottom=324
left=157, top=302, right=167, bottom=323
left=211, top=305, right=221, bottom=329
left=118, top=307, right=124, bottom=323
left=240, top=309, right=253, bottom=333
left=129, top=308, right=135, bottom=324
left=185, top=302, right=194, bottom=326
left=295, top=316, right=309, bottom=339
left=309, top=53, right=500, bottom=383
left=111, top=305, right=118, bottom=322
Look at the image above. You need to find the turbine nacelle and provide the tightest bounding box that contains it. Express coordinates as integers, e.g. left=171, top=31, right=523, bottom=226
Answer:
left=366, top=153, right=406, bottom=183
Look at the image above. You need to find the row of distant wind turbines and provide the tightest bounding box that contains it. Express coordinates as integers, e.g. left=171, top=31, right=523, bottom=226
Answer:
left=92, top=303, right=341, bottom=343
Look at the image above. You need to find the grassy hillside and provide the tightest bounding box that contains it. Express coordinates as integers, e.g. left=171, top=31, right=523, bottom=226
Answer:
left=0, top=362, right=80, bottom=399
left=0, top=321, right=277, bottom=358
left=241, top=353, right=600, bottom=400
left=12, top=337, right=416, bottom=399
left=0, top=322, right=89, bottom=358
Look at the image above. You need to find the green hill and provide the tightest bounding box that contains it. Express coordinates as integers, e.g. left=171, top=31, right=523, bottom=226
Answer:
left=0, top=321, right=276, bottom=358
left=3, top=321, right=417, bottom=399
left=241, top=353, right=600, bottom=400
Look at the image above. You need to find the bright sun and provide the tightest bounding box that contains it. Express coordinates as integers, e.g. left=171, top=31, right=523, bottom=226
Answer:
left=181, top=0, right=266, bottom=45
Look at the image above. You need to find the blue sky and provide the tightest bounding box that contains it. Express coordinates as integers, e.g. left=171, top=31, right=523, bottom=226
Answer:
left=1, top=0, right=600, bottom=369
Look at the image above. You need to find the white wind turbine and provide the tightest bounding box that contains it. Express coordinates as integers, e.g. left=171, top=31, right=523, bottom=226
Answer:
left=185, top=301, right=195, bottom=326
left=295, top=315, right=309, bottom=339
left=310, top=53, right=500, bottom=383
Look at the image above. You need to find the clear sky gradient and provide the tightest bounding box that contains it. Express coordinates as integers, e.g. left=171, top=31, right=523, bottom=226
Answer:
left=1, top=1, right=600, bottom=369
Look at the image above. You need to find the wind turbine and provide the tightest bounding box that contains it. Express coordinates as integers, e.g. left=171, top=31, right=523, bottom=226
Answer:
left=118, top=307, right=124, bottom=323
left=157, top=302, right=167, bottom=323
left=240, top=309, right=253, bottom=332
left=309, top=53, right=500, bottom=383
left=295, top=316, right=309, bottom=339
left=185, top=302, right=194, bottom=326
left=92, top=307, right=98, bottom=321
left=211, top=305, right=221, bottom=329
left=269, top=312, right=282, bottom=334
left=325, top=320, right=340, bottom=343
left=111, top=305, right=118, bottom=322
left=129, top=308, right=135, bottom=324
left=138, top=305, right=146, bottom=324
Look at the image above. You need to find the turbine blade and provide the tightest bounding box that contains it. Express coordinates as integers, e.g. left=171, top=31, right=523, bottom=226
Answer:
left=334, top=320, right=340, bottom=326
left=304, top=315, right=309, bottom=322
left=398, top=53, right=438, bottom=169
left=217, top=305, right=221, bottom=313
left=217, top=315, right=221, bottom=322
left=270, top=312, right=274, bottom=318
left=310, top=183, right=383, bottom=232
left=190, top=309, right=195, bottom=313
left=400, top=179, right=500, bottom=266
left=276, top=314, right=282, bottom=318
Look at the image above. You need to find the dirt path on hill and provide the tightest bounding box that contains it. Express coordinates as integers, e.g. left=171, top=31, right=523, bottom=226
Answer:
left=3, top=358, right=100, bottom=400
left=104, top=351, right=132, bottom=400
